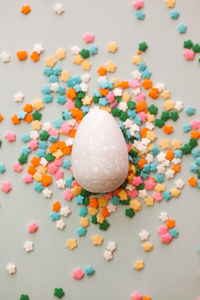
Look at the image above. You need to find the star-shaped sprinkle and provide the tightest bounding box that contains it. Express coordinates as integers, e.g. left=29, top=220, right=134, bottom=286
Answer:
left=108, top=42, right=118, bottom=53
left=175, top=179, right=185, bottom=189
left=33, top=43, right=44, bottom=54
left=14, top=92, right=24, bottom=103
left=61, top=206, right=71, bottom=217
left=1, top=52, right=10, bottom=63
left=82, top=32, right=95, bottom=44
left=138, top=230, right=150, bottom=241
left=107, top=241, right=117, bottom=252
left=20, top=294, right=29, bottom=300
left=42, top=188, right=52, bottom=198
left=56, top=48, right=66, bottom=60
left=1, top=181, right=12, bottom=193
left=6, top=263, right=16, bottom=274
left=104, top=250, right=113, bottom=261
left=142, top=242, right=153, bottom=252
left=133, top=260, right=144, bottom=271
left=159, top=212, right=169, bottom=223
left=54, top=288, right=65, bottom=299
left=54, top=4, right=65, bottom=15
left=66, top=239, right=77, bottom=250
left=56, top=219, right=66, bottom=230
left=73, top=269, right=85, bottom=280
left=24, top=241, right=34, bottom=253
left=28, top=222, right=39, bottom=233
left=56, top=179, right=66, bottom=189
left=107, top=203, right=117, bottom=213
left=91, top=234, right=104, bottom=246
left=81, top=73, right=91, bottom=82
left=70, top=46, right=80, bottom=55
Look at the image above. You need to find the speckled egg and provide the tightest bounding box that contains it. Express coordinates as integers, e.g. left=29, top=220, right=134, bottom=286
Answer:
left=72, top=108, right=129, bottom=193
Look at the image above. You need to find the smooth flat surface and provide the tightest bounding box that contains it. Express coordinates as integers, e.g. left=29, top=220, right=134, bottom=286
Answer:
left=0, top=0, right=200, bottom=299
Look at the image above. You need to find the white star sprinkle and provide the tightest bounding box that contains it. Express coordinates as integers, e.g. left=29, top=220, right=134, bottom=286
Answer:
left=81, top=73, right=91, bottom=83
left=56, top=219, right=66, bottom=230
left=50, top=82, right=59, bottom=92
left=13, top=92, right=24, bottom=103
left=42, top=122, right=52, bottom=131
left=1, top=52, right=10, bottom=63
left=138, top=230, right=150, bottom=241
left=107, top=203, right=117, bottom=214
left=70, top=46, right=80, bottom=55
left=61, top=206, right=71, bottom=217
left=159, top=212, right=169, bottom=223
left=24, top=241, right=34, bottom=253
left=175, top=101, right=184, bottom=112
left=103, top=250, right=113, bottom=261
left=40, top=157, right=48, bottom=166
left=131, top=70, right=142, bottom=80
left=6, top=263, right=16, bottom=274
left=107, top=242, right=117, bottom=253
left=30, top=130, right=39, bottom=140
left=175, top=179, right=185, bottom=189
left=56, top=179, right=66, bottom=189
left=33, top=44, right=44, bottom=54
left=42, top=188, right=53, bottom=198
left=54, top=4, right=65, bottom=15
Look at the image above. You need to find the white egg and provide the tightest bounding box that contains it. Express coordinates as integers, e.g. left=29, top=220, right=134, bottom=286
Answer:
left=72, top=108, right=129, bottom=193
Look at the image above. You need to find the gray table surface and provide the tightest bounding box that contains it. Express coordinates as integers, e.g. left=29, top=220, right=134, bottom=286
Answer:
left=0, top=0, right=200, bottom=299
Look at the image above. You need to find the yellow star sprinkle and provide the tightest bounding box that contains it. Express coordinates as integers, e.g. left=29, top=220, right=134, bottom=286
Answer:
left=144, top=196, right=154, bottom=207
left=81, top=60, right=92, bottom=71
left=82, top=96, right=93, bottom=105
left=110, top=77, right=119, bottom=88
left=146, top=130, right=157, bottom=142
left=66, top=239, right=78, bottom=250
left=132, top=55, right=142, bottom=65
left=97, top=213, right=105, bottom=224
left=129, top=199, right=142, bottom=211
left=163, top=99, right=175, bottom=111
left=101, top=106, right=111, bottom=113
left=45, top=56, right=57, bottom=67
left=73, top=54, right=83, bottom=65
left=119, top=189, right=128, bottom=201
left=53, top=149, right=63, bottom=159
left=91, top=235, right=104, bottom=246
left=147, top=113, right=155, bottom=122
left=33, top=172, right=42, bottom=182
left=32, top=120, right=42, bottom=130
left=98, top=196, right=107, bottom=208
left=171, top=139, right=182, bottom=149
left=108, top=42, right=118, bottom=53
left=154, top=183, right=166, bottom=193
left=56, top=48, right=66, bottom=60
left=170, top=187, right=181, bottom=198
left=134, top=260, right=144, bottom=271
left=165, top=0, right=175, bottom=8
left=142, top=242, right=153, bottom=252
left=38, top=166, right=47, bottom=174
left=122, top=91, right=131, bottom=102
left=32, top=99, right=44, bottom=111
left=80, top=217, right=90, bottom=228
left=105, top=61, right=116, bottom=73
left=161, top=89, right=170, bottom=100
left=71, top=186, right=82, bottom=196
left=88, top=207, right=98, bottom=215
left=60, top=70, right=71, bottom=82
left=159, top=138, right=170, bottom=150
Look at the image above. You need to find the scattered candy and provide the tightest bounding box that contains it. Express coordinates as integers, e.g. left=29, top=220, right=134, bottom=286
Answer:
left=54, top=288, right=65, bottom=299
left=28, top=222, right=38, bottom=233
left=73, top=268, right=84, bottom=280
left=6, top=263, right=16, bottom=274
left=24, top=241, right=34, bottom=253
left=54, top=4, right=65, bottom=15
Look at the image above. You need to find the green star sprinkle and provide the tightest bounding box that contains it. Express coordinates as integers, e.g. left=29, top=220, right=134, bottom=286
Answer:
left=54, top=288, right=65, bottom=299
left=80, top=49, right=90, bottom=59
left=138, top=42, right=148, bottom=52
left=192, top=43, right=200, bottom=53
left=20, top=294, right=29, bottom=300
left=183, top=40, right=193, bottom=49
left=125, top=208, right=135, bottom=218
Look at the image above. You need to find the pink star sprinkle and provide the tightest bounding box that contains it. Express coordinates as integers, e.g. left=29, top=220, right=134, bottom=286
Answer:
left=190, top=120, right=200, bottom=130
left=131, top=291, right=143, bottom=300
left=5, top=131, right=16, bottom=142
left=12, top=162, right=23, bottom=173
left=73, top=268, right=85, bottom=280
left=161, top=232, right=172, bottom=244
left=1, top=181, right=12, bottom=193
left=82, top=32, right=95, bottom=43
left=158, top=225, right=168, bottom=236
left=28, top=140, right=39, bottom=151
left=133, top=0, right=143, bottom=10
left=153, top=191, right=162, bottom=202
left=183, top=49, right=195, bottom=61
left=64, top=190, right=73, bottom=201
left=28, top=222, right=39, bottom=233
left=61, top=122, right=71, bottom=134
left=23, top=174, right=33, bottom=184
left=132, top=176, right=142, bottom=186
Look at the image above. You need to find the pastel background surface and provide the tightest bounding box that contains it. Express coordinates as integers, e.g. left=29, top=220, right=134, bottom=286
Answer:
left=0, top=0, right=200, bottom=299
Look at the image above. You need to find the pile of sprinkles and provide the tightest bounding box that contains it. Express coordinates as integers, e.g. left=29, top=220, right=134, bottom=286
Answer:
left=1, top=31, right=200, bottom=299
